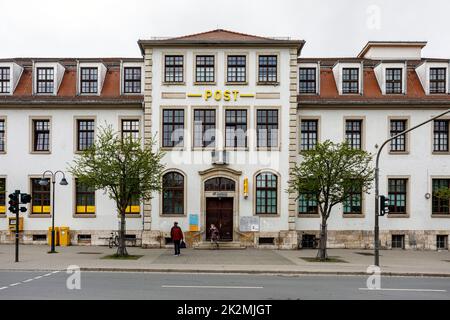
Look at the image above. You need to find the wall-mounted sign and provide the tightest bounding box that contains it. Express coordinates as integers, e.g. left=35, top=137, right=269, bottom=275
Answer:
left=187, top=90, right=255, bottom=102
left=189, top=214, right=199, bottom=232
left=240, top=216, right=260, bottom=232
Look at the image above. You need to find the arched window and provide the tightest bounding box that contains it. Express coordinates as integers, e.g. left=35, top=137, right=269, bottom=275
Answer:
left=162, top=172, right=184, bottom=215
left=255, top=172, right=278, bottom=214
left=204, top=177, right=235, bottom=192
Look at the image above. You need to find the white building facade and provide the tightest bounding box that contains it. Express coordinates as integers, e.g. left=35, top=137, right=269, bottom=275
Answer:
left=0, top=32, right=449, bottom=250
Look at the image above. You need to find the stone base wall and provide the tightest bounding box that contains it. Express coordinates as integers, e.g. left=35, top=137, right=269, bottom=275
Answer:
left=1, top=229, right=448, bottom=250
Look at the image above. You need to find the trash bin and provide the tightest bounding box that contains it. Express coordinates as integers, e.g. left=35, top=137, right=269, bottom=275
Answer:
left=47, top=227, right=60, bottom=246
left=59, top=226, right=71, bottom=246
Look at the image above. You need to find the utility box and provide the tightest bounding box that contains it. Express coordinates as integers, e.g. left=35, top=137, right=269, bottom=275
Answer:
left=8, top=217, right=24, bottom=232
left=59, top=226, right=71, bottom=246
left=48, top=227, right=60, bottom=246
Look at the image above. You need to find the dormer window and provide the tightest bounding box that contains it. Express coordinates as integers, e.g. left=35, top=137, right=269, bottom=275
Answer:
left=123, top=67, right=141, bottom=93
left=80, top=67, right=98, bottom=94
left=299, top=67, right=317, bottom=94
left=0, top=67, right=10, bottom=93
left=342, top=68, right=359, bottom=94
left=430, top=67, right=447, bottom=94
left=36, top=67, right=54, bottom=94
left=386, top=68, right=403, bottom=94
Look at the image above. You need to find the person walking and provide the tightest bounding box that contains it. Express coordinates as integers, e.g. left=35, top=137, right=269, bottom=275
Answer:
left=170, top=221, right=184, bottom=256
left=209, top=223, right=220, bottom=249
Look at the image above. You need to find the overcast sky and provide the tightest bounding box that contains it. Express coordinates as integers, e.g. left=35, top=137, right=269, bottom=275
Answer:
left=1, top=0, right=449, bottom=59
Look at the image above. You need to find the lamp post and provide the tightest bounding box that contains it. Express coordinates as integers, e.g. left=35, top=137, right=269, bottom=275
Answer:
left=39, top=170, right=68, bottom=254
left=374, top=109, right=450, bottom=266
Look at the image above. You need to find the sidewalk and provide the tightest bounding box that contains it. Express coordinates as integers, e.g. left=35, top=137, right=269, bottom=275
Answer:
left=1, top=244, right=449, bottom=276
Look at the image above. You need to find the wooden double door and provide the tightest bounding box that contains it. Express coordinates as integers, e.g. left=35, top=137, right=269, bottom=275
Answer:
left=205, top=197, right=233, bottom=241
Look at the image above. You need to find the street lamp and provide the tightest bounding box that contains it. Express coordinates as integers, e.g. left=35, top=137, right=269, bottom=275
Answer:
left=39, top=170, right=68, bottom=253
left=374, top=109, right=450, bottom=266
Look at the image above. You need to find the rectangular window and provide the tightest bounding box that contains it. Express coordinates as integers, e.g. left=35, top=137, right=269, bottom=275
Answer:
left=298, top=192, right=318, bottom=215
left=36, top=67, right=54, bottom=94
left=123, top=67, right=141, bottom=93
left=258, top=55, right=277, bottom=83
left=257, top=110, right=278, bottom=148
left=386, top=68, right=402, bottom=94
left=164, top=55, right=183, bottom=83
left=77, top=119, right=95, bottom=151
left=75, top=179, right=95, bottom=214
left=432, top=179, right=450, bottom=215
left=0, top=67, right=10, bottom=94
left=392, top=235, right=405, bottom=249
left=388, top=178, right=407, bottom=214
left=31, top=178, right=50, bottom=214
left=430, top=68, right=447, bottom=94
left=0, top=178, right=5, bottom=214
left=343, top=184, right=362, bottom=215
left=342, top=68, right=359, bottom=94
left=225, top=109, right=247, bottom=148
left=195, top=55, right=215, bottom=83
left=433, top=120, right=449, bottom=152
left=162, top=109, right=184, bottom=148
left=126, top=193, right=140, bottom=214
left=0, top=119, right=5, bottom=152
left=227, top=55, right=246, bottom=83
left=193, top=109, right=215, bottom=148
left=121, top=119, right=140, bottom=141
left=345, top=119, right=363, bottom=150
left=33, top=119, right=50, bottom=152
left=300, top=119, right=318, bottom=151
left=390, top=119, right=407, bottom=152
left=299, top=68, right=316, bottom=94
left=80, top=67, right=98, bottom=94
left=436, top=235, right=448, bottom=250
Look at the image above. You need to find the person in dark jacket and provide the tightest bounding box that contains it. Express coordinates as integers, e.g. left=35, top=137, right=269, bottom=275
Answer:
left=170, top=222, right=184, bottom=256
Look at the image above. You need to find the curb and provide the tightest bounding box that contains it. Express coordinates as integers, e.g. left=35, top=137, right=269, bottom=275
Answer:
left=2, top=267, right=450, bottom=278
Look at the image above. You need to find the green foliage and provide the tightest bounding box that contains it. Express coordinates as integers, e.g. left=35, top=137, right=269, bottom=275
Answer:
left=289, top=140, right=374, bottom=219
left=435, top=187, right=450, bottom=200
left=68, top=125, right=165, bottom=215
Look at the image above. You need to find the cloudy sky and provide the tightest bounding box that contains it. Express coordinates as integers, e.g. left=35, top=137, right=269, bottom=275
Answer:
left=1, top=0, right=449, bottom=59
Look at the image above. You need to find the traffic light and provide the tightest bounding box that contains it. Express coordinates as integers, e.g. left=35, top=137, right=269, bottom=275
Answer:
left=20, top=193, right=31, bottom=204
left=8, top=193, right=19, bottom=214
left=379, top=195, right=390, bottom=216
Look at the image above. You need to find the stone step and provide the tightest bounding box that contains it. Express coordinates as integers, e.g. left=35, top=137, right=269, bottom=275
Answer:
left=193, top=241, right=247, bottom=250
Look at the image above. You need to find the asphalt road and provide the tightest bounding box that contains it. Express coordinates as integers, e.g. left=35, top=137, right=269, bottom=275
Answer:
left=0, top=271, right=449, bottom=300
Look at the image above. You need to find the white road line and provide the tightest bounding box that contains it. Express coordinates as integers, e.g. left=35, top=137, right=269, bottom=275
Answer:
left=0, top=287, right=8, bottom=290
left=43, top=273, right=52, bottom=277
left=359, top=288, right=446, bottom=293
left=22, top=279, right=34, bottom=283
left=51, top=271, right=60, bottom=274
left=34, top=276, right=42, bottom=280
left=9, top=283, right=20, bottom=287
left=162, top=285, right=264, bottom=289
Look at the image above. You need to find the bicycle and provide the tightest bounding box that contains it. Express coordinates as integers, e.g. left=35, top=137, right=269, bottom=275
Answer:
left=108, top=232, right=119, bottom=248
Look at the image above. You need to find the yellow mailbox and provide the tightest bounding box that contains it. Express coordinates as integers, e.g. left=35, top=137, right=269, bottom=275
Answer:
left=59, top=226, right=71, bottom=246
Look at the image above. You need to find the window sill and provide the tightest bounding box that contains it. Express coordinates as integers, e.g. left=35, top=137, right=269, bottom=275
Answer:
left=431, top=214, right=450, bottom=218
left=162, top=82, right=185, bottom=86
left=225, top=82, right=248, bottom=86
left=30, top=151, right=51, bottom=155
left=299, top=92, right=319, bottom=95
left=0, top=151, right=6, bottom=155
left=432, top=151, right=450, bottom=155
left=194, top=82, right=216, bottom=86
left=256, top=147, right=281, bottom=152
left=0, top=214, right=6, bottom=218
left=257, top=82, right=279, bottom=86
left=224, top=147, right=249, bottom=152
left=122, top=214, right=142, bottom=218
left=73, top=214, right=96, bottom=218
left=191, top=147, right=216, bottom=151
left=255, top=213, right=280, bottom=217
left=297, top=214, right=320, bottom=218
left=343, top=213, right=365, bottom=218
left=387, top=214, right=410, bottom=218
left=159, top=214, right=186, bottom=217
left=389, top=151, right=409, bottom=155
left=160, top=147, right=186, bottom=152
left=28, top=214, right=51, bottom=218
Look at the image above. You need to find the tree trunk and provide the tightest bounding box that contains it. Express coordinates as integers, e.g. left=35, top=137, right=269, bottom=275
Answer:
left=318, top=216, right=328, bottom=261
left=116, top=210, right=128, bottom=256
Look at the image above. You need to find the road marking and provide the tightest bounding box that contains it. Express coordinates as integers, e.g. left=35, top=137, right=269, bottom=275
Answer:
left=0, top=287, right=8, bottom=290
left=162, top=285, right=264, bottom=289
left=22, top=279, right=33, bottom=283
left=51, top=271, right=60, bottom=274
left=34, top=276, right=42, bottom=280
left=9, top=283, right=20, bottom=287
left=359, top=288, right=446, bottom=293
left=43, top=273, right=52, bottom=277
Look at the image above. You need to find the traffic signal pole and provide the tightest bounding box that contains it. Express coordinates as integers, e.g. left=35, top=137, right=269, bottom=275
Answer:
left=14, top=190, right=20, bottom=263
left=374, top=109, right=450, bottom=266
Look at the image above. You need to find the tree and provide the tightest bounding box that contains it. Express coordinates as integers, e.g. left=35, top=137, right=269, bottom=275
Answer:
left=289, top=140, right=374, bottom=260
left=69, top=125, right=165, bottom=256
left=436, top=186, right=450, bottom=201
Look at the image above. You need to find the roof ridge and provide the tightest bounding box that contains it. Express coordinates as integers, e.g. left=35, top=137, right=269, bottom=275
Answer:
left=171, top=28, right=273, bottom=41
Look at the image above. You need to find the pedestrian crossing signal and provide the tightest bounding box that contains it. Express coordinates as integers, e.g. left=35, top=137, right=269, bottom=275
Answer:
left=379, top=195, right=389, bottom=216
